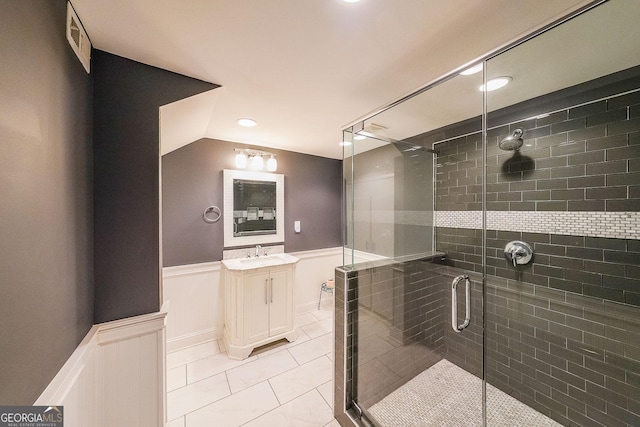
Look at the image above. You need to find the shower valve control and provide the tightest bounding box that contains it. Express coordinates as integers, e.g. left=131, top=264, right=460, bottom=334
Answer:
left=504, top=240, right=534, bottom=267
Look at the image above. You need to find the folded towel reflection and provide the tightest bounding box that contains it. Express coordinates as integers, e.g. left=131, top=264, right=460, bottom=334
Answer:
left=247, top=207, right=258, bottom=221
left=263, top=207, right=275, bottom=220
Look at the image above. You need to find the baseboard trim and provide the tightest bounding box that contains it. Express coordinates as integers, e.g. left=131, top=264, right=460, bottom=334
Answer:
left=297, top=297, right=334, bottom=315
left=167, top=327, right=222, bottom=353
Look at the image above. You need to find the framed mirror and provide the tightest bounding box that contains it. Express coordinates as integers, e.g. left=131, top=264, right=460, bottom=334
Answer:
left=223, top=169, right=284, bottom=247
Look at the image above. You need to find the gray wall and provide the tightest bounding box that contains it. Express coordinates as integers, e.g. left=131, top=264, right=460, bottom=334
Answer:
left=436, top=68, right=640, bottom=303
left=162, top=138, right=342, bottom=266
left=93, top=51, right=216, bottom=322
left=0, top=1, right=93, bottom=404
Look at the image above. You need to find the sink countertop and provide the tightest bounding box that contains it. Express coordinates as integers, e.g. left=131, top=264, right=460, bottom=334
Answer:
left=221, top=253, right=299, bottom=271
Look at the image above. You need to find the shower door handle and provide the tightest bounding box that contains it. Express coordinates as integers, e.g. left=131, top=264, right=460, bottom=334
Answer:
left=451, top=275, right=471, bottom=333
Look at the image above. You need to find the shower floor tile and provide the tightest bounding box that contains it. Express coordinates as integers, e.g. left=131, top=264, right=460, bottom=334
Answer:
left=368, top=359, right=561, bottom=427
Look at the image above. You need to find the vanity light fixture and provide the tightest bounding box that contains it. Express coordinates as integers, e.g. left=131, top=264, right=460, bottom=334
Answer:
left=266, top=155, right=278, bottom=172
left=479, top=76, right=512, bottom=92
left=235, top=151, right=248, bottom=168
left=237, top=118, right=257, bottom=127
left=233, top=148, right=277, bottom=172
left=250, top=154, right=264, bottom=170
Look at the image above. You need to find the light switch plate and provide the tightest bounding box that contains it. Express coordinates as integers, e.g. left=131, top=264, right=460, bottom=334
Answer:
left=294, top=221, right=301, bottom=233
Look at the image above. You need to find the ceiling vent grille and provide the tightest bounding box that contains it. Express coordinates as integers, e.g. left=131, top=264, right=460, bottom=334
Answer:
left=66, top=2, right=91, bottom=73
left=364, top=123, right=388, bottom=133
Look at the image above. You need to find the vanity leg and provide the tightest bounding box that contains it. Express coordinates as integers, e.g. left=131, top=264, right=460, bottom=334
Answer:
left=318, top=285, right=324, bottom=310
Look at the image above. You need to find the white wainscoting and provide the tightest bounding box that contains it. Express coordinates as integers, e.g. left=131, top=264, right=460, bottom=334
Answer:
left=35, top=307, right=168, bottom=427
left=163, top=261, right=223, bottom=353
left=292, top=247, right=343, bottom=313
left=162, top=247, right=342, bottom=352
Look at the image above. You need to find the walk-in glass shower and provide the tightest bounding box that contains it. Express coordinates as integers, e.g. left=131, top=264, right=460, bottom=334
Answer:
left=335, top=1, right=640, bottom=426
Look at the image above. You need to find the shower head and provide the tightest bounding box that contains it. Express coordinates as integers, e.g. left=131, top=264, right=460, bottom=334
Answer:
left=499, top=129, right=524, bottom=151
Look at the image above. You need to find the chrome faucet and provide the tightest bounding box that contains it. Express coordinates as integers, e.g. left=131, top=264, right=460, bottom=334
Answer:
left=255, top=245, right=262, bottom=257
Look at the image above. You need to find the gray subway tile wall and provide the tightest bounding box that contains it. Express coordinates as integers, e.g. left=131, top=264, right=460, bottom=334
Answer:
left=433, top=71, right=640, bottom=425
left=438, top=227, right=640, bottom=305
left=353, top=259, right=448, bottom=409
left=333, top=268, right=351, bottom=425
left=336, top=251, right=640, bottom=425
left=485, top=277, right=640, bottom=427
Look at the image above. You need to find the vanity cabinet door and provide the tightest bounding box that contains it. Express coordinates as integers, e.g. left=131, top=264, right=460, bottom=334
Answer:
left=242, top=269, right=270, bottom=343
left=268, top=266, right=293, bottom=336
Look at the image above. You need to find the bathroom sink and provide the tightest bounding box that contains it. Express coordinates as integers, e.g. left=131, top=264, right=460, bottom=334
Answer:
left=222, top=253, right=299, bottom=271
left=239, top=257, right=270, bottom=266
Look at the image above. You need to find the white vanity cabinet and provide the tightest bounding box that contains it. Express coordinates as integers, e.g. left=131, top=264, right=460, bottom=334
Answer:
left=221, top=254, right=298, bottom=360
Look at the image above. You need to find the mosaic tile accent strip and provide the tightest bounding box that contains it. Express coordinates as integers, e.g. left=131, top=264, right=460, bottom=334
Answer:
left=434, top=210, right=483, bottom=230
left=432, top=84, right=640, bottom=214
left=435, top=211, right=640, bottom=240
left=368, top=359, right=561, bottom=427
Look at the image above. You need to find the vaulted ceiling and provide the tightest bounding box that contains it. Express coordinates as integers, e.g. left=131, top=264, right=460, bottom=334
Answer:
left=72, top=0, right=592, bottom=159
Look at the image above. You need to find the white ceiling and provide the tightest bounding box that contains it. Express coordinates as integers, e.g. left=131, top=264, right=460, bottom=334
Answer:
left=72, top=0, right=593, bottom=159
left=358, top=0, right=640, bottom=145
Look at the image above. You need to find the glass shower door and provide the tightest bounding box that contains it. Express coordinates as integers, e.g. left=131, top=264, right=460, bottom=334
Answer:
left=341, top=2, right=640, bottom=426
left=342, top=68, right=485, bottom=426
left=483, top=1, right=640, bottom=425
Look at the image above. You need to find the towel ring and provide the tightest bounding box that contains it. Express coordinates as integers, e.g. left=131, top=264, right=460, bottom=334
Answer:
left=203, top=206, right=221, bottom=223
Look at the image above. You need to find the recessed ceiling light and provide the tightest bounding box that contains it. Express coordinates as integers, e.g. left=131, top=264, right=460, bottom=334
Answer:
left=342, top=0, right=361, bottom=3
left=340, top=141, right=352, bottom=146
left=460, top=63, right=483, bottom=76
left=354, top=135, right=366, bottom=140
left=237, top=118, right=257, bottom=127
left=479, top=76, right=512, bottom=92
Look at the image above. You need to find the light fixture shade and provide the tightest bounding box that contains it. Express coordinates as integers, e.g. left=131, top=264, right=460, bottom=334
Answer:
left=235, top=152, right=248, bottom=168
left=266, top=156, right=277, bottom=172
left=250, top=154, right=264, bottom=170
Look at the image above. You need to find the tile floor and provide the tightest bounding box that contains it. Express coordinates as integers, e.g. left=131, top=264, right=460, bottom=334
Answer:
left=369, top=359, right=560, bottom=427
left=167, top=306, right=339, bottom=427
